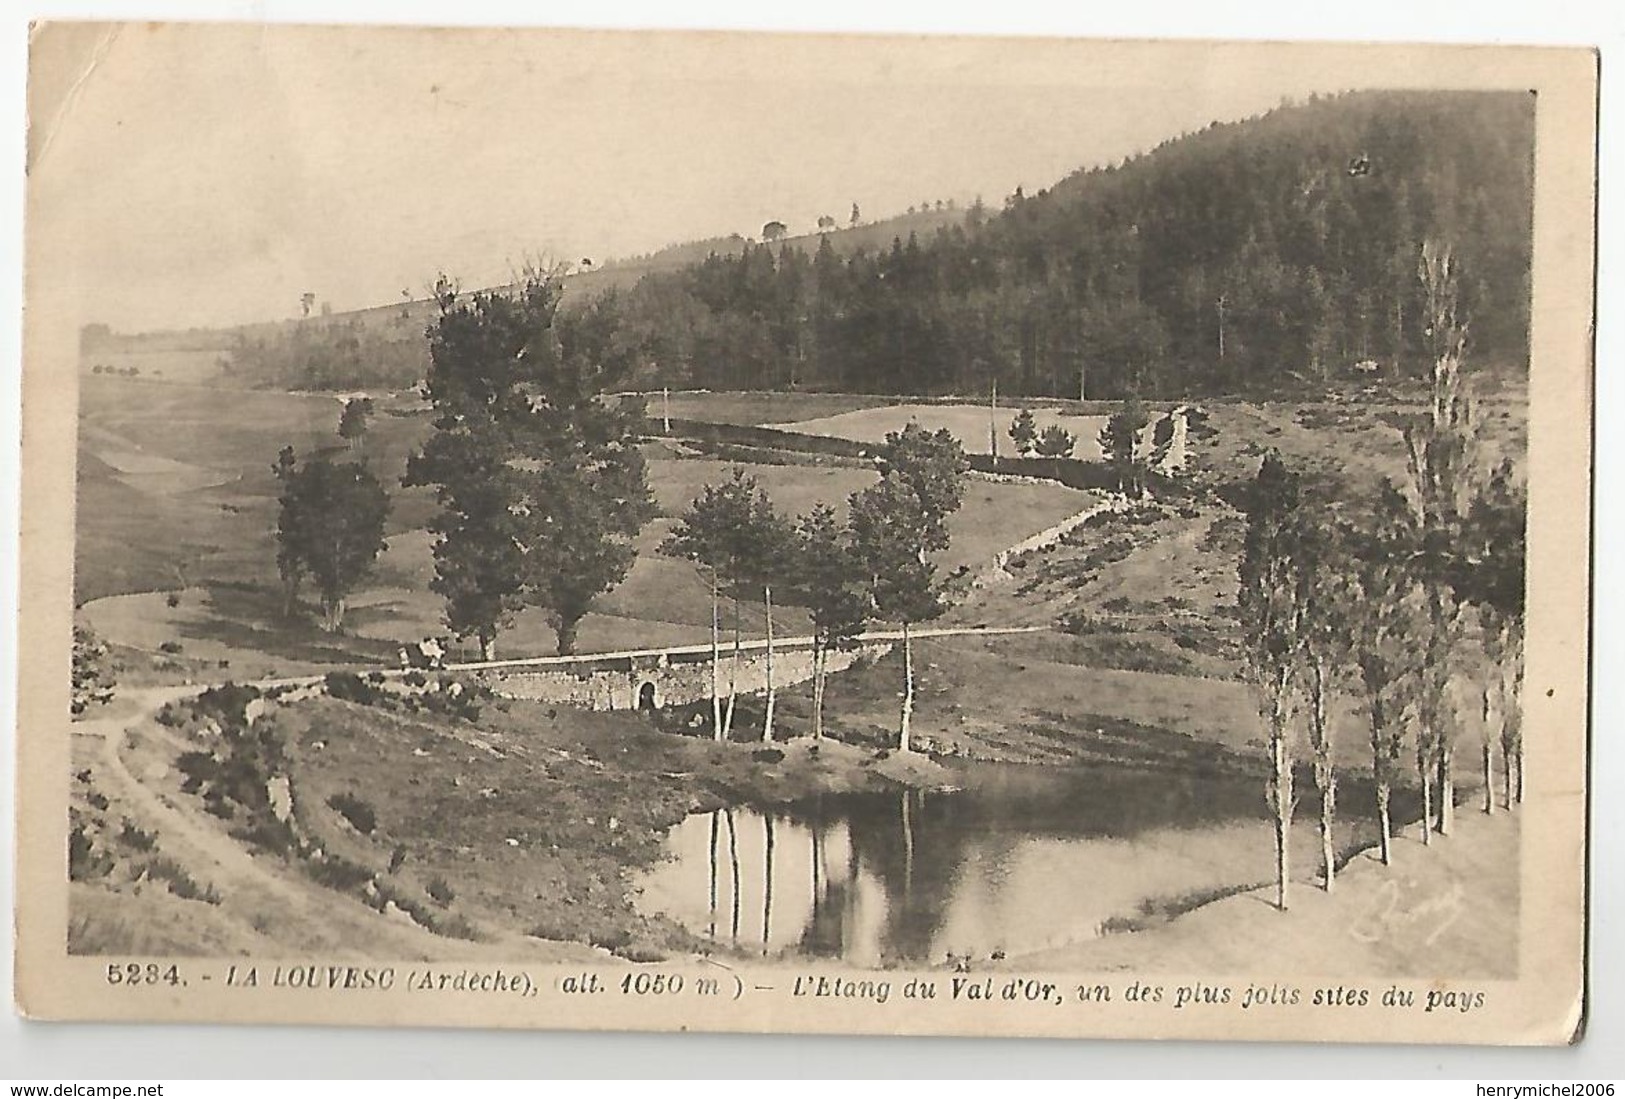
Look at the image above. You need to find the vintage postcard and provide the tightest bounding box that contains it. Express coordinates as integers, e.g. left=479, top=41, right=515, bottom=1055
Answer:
left=14, top=24, right=1595, bottom=1043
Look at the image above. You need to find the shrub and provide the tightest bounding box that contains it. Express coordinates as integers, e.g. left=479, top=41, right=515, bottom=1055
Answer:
left=118, top=819, right=157, bottom=852
left=323, top=671, right=380, bottom=705
left=165, top=592, right=181, bottom=609
left=229, top=818, right=297, bottom=855
left=157, top=640, right=183, bottom=655
left=68, top=822, right=113, bottom=881
left=426, top=875, right=456, bottom=906
left=305, top=852, right=375, bottom=892
left=193, top=682, right=262, bottom=725
left=143, top=856, right=222, bottom=904
left=327, top=792, right=378, bottom=835
left=430, top=912, right=482, bottom=941
left=751, top=748, right=786, bottom=764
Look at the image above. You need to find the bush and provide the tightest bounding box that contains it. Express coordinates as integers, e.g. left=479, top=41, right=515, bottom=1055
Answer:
left=193, top=682, right=263, bottom=725
left=426, top=875, right=456, bottom=906
left=157, top=640, right=184, bottom=655
left=305, top=852, right=375, bottom=892
left=165, top=592, right=181, bottom=609
left=327, top=792, right=378, bottom=835
left=68, top=822, right=113, bottom=881
left=143, top=856, right=222, bottom=904
left=229, top=818, right=297, bottom=855
left=323, top=671, right=380, bottom=705
left=118, top=819, right=157, bottom=852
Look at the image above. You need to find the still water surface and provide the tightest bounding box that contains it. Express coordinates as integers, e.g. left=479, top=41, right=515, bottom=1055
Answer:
left=633, top=764, right=1319, bottom=964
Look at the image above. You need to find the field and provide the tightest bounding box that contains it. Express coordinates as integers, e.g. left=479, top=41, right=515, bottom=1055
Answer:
left=75, top=376, right=1094, bottom=675
left=67, top=370, right=1527, bottom=970
left=772, top=403, right=1118, bottom=460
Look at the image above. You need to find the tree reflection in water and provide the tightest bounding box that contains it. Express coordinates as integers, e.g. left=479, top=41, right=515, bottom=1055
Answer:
left=652, top=762, right=1399, bottom=964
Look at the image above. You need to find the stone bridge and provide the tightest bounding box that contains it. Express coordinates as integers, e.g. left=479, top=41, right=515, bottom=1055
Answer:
left=440, top=626, right=1040, bottom=713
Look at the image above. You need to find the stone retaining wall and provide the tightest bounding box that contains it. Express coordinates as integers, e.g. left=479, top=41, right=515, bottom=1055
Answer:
left=472, top=642, right=891, bottom=712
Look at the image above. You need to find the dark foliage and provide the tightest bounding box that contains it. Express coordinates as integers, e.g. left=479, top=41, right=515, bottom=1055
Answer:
left=596, top=91, right=1531, bottom=399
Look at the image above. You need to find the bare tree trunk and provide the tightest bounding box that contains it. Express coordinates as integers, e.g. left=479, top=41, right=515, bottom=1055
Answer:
left=281, top=572, right=302, bottom=619
left=1309, top=656, right=1335, bottom=893
left=1482, top=686, right=1497, bottom=815
left=479, top=631, right=495, bottom=662
left=762, top=584, right=775, bottom=743
left=1319, top=773, right=1336, bottom=893
left=1503, top=747, right=1515, bottom=811
left=710, top=569, right=723, bottom=741
left=1515, top=745, right=1524, bottom=805
left=723, top=596, right=741, bottom=739
left=1419, top=738, right=1434, bottom=847
left=899, top=621, right=914, bottom=753
left=554, top=615, right=579, bottom=657
left=811, top=643, right=827, bottom=740
left=1377, top=781, right=1393, bottom=866
left=1271, top=712, right=1292, bottom=912
left=1437, top=742, right=1455, bottom=836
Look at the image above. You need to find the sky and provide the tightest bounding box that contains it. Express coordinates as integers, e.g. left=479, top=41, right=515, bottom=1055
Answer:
left=28, top=24, right=1382, bottom=332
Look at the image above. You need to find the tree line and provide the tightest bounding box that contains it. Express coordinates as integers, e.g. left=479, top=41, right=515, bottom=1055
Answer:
left=598, top=90, right=1531, bottom=400
left=661, top=422, right=968, bottom=747
left=1238, top=240, right=1525, bottom=908
left=219, top=91, right=1529, bottom=403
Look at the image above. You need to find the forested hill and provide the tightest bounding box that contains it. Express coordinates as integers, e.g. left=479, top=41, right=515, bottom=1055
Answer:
left=604, top=89, right=1533, bottom=400
left=159, top=89, right=1532, bottom=398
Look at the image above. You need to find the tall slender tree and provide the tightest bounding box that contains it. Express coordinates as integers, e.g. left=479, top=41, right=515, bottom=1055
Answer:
left=1402, top=239, right=1481, bottom=837
left=791, top=503, right=869, bottom=740
left=1295, top=508, right=1355, bottom=891
left=1464, top=457, right=1528, bottom=810
left=1239, top=451, right=1307, bottom=911
left=663, top=468, right=784, bottom=740
left=1346, top=483, right=1428, bottom=865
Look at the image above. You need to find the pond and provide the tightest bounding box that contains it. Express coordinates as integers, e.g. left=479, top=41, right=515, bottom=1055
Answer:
left=632, top=762, right=1371, bottom=965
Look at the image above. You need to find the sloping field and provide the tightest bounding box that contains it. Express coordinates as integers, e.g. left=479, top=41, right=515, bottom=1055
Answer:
left=771, top=403, right=1114, bottom=460
left=77, top=373, right=1096, bottom=667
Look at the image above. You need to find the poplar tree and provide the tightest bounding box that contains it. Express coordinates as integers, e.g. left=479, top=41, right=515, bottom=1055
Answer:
left=1346, top=483, right=1428, bottom=865
left=1239, top=451, right=1306, bottom=910
left=790, top=503, right=869, bottom=739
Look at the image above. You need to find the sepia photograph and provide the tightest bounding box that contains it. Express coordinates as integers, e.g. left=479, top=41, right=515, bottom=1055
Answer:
left=12, top=21, right=1595, bottom=1046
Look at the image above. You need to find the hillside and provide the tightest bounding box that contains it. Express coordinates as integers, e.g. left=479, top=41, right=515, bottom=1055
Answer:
left=602, top=89, right=1532, bottom=399
left=84, top=90, right=1532, bottom=399
left=79, top=206, right=969, bottom=388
